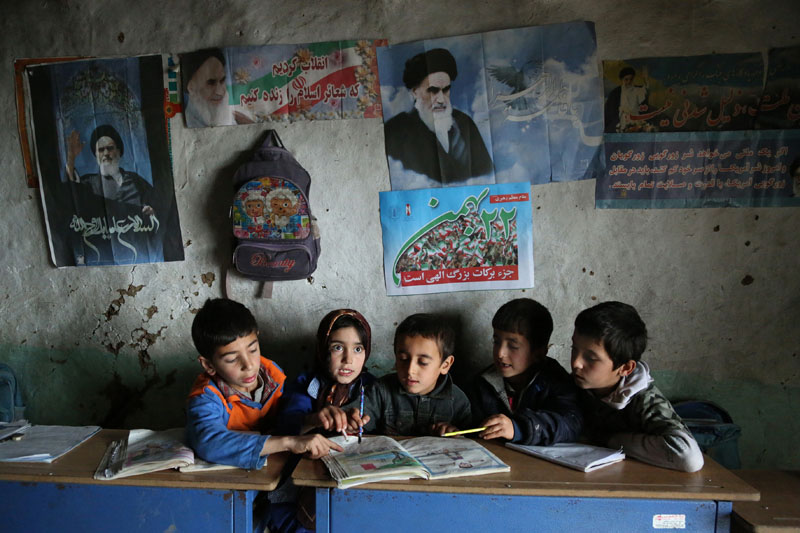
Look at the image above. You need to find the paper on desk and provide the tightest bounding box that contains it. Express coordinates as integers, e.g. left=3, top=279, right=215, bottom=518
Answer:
left=0, top=424, right=100, bottom=462
left=0, top=420, right=31, bottom=441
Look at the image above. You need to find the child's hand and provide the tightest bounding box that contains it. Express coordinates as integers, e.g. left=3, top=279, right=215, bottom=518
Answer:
left=288, top=434, right=344, bottom=459
left=479, top=414, right=514, bottom=440
left=345, top=407, right=370, bottom=433
left=309, top=405, right=348, bottom=432
left=430, top=422, right=459, bottom=436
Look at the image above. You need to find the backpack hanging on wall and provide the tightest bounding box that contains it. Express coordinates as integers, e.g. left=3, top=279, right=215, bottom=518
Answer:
left=0, top=363, right=25, bottom=423
left=228, top=130, right=320, bottom=297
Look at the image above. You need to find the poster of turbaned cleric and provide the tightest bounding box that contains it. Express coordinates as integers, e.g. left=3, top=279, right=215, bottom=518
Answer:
left=602, top=53, right=764, bottom=134
left=378, top=21, right=604, bottom=191
left=379, top=182, right=533, bottom=296
left=180, top=40, right=385, bottom=127
left=27, top=55, right=184, bottom=266
left=758, top=45, right=800, bottom=130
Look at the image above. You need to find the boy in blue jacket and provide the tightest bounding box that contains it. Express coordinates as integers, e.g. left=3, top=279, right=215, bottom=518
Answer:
left=185, top=298, right=341, bottom=470
left=471, top=298, right=583, bottom=445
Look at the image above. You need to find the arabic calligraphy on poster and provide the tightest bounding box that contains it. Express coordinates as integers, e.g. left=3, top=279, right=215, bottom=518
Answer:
left=181, top=40, right=384, bottom=128
left=758, top=45, right=800, bottom=129
left=379, top=182, right=534, bottom=296
left=602, top=53, right=763, bottom=134
left=597, top=130, right=800, bottom=208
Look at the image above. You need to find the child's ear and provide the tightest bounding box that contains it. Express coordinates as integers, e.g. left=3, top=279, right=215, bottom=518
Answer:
left=439, top=354, right=455, bottom=374
left=617, top=360, right=637, bottom=377
left=198, top=356, right=216, bottom=376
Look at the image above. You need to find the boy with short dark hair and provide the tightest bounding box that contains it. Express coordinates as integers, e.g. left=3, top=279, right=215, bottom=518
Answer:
left=471, top=298, right=582, bottom=445
left=347, top=313, right=471, bottom=436
left=570, top=301, right=704, bottom=472
left=186, top=298, right=341, bottom=470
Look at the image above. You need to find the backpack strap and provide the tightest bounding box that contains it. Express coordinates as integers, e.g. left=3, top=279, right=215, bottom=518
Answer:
left=263, top=129, right=284, bottom=149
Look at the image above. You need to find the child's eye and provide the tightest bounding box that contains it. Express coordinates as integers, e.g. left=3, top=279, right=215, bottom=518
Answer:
left=224, top=358, right=236, bottom=364
left=354, top=346, right=363, bottom=353
left=330, top=344, right=343, bottom=352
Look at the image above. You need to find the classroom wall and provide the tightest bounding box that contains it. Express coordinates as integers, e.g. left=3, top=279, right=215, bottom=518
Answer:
left=1, top=0, right=798, bottom=468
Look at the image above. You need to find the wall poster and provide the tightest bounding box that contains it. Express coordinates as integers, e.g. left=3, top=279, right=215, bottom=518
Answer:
left=379, top=182, right=533, bottom=296
left=378, top=22, right=604, bottom=190
left=27, top=55, right=184, bottom=266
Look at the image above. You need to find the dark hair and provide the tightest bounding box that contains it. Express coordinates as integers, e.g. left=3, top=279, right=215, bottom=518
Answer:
left=90, top=125, right=124, bottom=157
left=492, top=298, right=553, bottom=350
left=402, top=48, right=458, bottom=90
left=191, top=298, right=258, bottom=359
left=618, top=66, right=636, bottom=80
left=181, top=48, right=226, bottom=86
left=316, top=309, right=372, bottom=371
left=393, top=313, right=455, bottom=361
left=574, top=301, right=648, bottom=368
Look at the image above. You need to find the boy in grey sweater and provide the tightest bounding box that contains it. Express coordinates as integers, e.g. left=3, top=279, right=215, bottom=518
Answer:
left=570, top=301, right=704, bottom=472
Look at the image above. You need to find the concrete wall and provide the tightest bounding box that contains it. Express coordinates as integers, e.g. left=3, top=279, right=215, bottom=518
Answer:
left=1, top=0, right=798, bottom=468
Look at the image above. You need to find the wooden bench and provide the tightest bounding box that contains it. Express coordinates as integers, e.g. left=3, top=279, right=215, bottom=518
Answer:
left=732, top=470, right=800, bottom=532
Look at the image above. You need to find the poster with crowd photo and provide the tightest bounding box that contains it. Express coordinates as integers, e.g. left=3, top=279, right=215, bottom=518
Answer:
left=377, top=21, right=604, bottom=191
left=180, top=40, right=385, bottom=127
left=602, top=53, right=764, bottom=134
left=379, top=182, right=533, bottom=296
left=757, top=45, right=800, bottom=130
left=596, top=130, right=800, bottom=208
left=27, top=55, right=184, bottom=267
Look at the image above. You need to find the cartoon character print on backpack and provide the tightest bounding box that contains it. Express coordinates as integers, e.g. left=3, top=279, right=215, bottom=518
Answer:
left=233, top=177, right=311, bottom=240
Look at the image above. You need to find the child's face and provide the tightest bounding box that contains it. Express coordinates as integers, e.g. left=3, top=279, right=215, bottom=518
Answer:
left=570, top=332, right=630, bottom=394
left=245, top=199, right=264, bottom=218
left=492, top=328, right=538, bottom=378
left=327, top=326, right=366, bottom=385
left=199, top=331, right=261, bottom=394
left=395, top=335, right=453, bottom=396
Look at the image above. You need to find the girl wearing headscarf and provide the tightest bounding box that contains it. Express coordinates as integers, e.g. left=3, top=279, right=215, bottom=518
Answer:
left=277, top=309, right=376, bottom=436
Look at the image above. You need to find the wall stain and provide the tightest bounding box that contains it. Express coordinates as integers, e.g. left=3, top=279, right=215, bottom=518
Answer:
left=104, top=284, right=145, bottom=321
left=105, top=341, right=125, bottom=356
left=99, top=371, right=162, bottom=428
left=200, top=272, right=215, bottom=287
left=129, top=326, right=168, bottom=370
left=145, top=306, right=158, bottom=320
left=49, top=356, right=67, bottom=365
left=741, top=274, right=755, bottom=286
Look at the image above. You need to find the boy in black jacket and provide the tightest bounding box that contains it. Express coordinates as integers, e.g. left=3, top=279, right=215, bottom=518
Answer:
left=471, top=298, right=582, bottom=445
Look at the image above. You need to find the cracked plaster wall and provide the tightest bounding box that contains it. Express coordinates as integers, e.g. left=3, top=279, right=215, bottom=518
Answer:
left=1, top=0, right=798, bottom=467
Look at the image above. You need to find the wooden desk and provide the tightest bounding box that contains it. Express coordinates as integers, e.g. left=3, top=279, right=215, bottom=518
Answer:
left=293, top=439, right=759, bottom=533
left=731, top=470, right=800, bottom=532
left=0, top=429, right=287, bottom=533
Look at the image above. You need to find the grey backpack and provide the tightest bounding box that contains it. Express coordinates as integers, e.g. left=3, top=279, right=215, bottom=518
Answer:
left=230, top=130, right=320, bottom=285
left=0, top=363, right=25, bottom=423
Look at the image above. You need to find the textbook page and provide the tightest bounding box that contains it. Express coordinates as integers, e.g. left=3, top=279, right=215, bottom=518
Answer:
left=96, top=428, right=195, bottom=480
left=506, top=442, right=625, bottom=472
left=321, top=435, right=429, bottom=488
left=401, top=436, right=510, bottom=479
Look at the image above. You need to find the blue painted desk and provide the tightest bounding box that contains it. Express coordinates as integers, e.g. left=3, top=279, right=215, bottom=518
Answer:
left=0, top=429, right=286, bottom=533
left=293, top=439, right=759, bottom=533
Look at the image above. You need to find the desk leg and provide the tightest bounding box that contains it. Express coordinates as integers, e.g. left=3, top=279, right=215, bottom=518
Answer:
left=315, top=488, right=331, bottom=533
left=716, top=501, right=732, bottom=533
left=233, top=489, right=257, bottom=533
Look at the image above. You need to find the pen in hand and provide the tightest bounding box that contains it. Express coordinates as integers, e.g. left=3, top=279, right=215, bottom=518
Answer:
left=358, top=385, right=364, bottom=444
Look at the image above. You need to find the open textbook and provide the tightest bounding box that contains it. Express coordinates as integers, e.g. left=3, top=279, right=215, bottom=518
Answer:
left=94, top=428, right=237, bottom=480
left=506, top=442, right=625, bottom=472
left=321, top=435, right=510, bottom=489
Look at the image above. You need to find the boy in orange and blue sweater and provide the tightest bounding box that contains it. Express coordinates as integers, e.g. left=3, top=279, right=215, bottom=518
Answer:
left=185, top=298, right=341, bottom=470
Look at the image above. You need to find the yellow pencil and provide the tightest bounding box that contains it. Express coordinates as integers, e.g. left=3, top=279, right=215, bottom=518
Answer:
left=442, top=427, right=487, bottom=437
